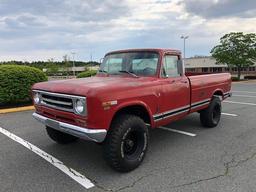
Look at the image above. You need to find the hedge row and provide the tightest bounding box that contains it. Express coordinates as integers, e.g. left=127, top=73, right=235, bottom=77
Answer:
left=77, top=70, right=97, bottom=78
left=244, top=76, right=256, bottom=80
left=0, top=65, right=47, bottom=105
left=231, top=76, right=240, bottom=81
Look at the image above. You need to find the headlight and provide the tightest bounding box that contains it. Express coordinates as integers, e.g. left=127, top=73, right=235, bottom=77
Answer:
left=74, top=99, right=86, bottom=115
left=33, top=92, right=41, bottom=104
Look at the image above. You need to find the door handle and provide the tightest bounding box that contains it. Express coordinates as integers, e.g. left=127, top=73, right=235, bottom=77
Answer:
left=170, top=80, right=175, bottom=83
left=181, top=80, right=188, bottom=83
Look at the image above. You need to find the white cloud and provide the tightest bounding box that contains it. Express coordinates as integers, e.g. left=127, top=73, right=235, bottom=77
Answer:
left=0, top=0, right=255, bottom=61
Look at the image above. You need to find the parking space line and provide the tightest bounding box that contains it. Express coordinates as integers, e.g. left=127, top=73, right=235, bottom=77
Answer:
left=224, top=101, right=256, bottom=106
left=232, top=94, right=256, bottom=98
left=0, top=127, right=94, bottom=189
left=158, top=126, right=196, bottom=137
left=221, top=112, right=238, bottom=117
left=232, top=91, right=256, bottom=94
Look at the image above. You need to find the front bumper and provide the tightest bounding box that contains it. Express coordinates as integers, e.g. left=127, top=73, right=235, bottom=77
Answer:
left=33, top=112, right=107, bottom=143
left=224, top=92, right=232, bottom=99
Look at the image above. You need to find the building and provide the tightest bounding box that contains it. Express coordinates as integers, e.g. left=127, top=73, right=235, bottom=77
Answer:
left=185, top=57, right=256, bottom=78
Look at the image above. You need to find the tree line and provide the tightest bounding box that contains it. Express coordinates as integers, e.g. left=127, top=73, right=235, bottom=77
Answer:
left=0, top=59, right=100, bottom=76
left=0, top=60, right=100, bottom=70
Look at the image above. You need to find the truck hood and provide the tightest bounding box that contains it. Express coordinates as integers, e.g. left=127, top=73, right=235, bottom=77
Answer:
left=32, top=76, right=156, bottom=96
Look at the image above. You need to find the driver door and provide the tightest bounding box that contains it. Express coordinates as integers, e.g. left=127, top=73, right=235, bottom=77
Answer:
left=157, top=54, right=190, bottom=122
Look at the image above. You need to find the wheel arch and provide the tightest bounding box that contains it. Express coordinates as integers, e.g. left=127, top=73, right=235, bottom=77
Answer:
left=110, top=102, right=154, bottom=129
left=212, top=89, right=224, bottom=100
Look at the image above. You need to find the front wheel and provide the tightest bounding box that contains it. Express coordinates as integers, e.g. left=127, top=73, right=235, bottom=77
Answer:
left=200, top=97, right=222, bottom=128
left=103, top=114, right=149, bottom=172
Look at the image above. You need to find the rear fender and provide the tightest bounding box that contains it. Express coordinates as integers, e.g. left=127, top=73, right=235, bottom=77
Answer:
left=212, top=89, right=224, bottom=100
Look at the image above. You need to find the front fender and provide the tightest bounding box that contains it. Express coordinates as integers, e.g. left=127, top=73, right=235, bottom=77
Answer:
left=111, top=100, right=156, bottom=128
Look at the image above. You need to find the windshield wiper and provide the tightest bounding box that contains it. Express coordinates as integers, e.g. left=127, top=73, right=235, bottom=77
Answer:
left=98, top=69, right=108, bottom=74
left=118, top=70, right=139, bottom=78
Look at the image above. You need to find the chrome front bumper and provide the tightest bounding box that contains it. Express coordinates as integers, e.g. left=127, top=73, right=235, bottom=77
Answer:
left=32, top=113, right=107, bottom=143
left=224, top=92, right=232, bottom=99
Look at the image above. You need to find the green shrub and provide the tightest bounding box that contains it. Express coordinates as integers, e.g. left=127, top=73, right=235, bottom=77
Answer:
left=77, top=70, right=97, bottom=78
left=0, top=65, right=47, bottom=105
left=231, top=77, right=240, bottom=81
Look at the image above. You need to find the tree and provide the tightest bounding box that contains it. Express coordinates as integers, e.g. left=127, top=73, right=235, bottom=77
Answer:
left=211, top=32, right=256, bottom=80
left=46, top=58, right=59, bottom=75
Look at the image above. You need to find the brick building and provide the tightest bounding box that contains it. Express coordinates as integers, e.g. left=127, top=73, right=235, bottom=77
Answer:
left=185, top=57, right=256, bottom=78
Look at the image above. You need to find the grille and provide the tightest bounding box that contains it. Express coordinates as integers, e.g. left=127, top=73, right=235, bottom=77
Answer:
left=41, top=93, right=74, bottom=112
left=34, top=90, right=85, bottom=113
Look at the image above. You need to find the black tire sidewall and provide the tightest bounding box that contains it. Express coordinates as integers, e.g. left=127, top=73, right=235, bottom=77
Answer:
left=104, top=115, right=149, bottom=172
left=120, top=123, right=148, bottom=166
left=211, top=99, right=222, bottom=125
left=200, top=97, right=222, bottom=128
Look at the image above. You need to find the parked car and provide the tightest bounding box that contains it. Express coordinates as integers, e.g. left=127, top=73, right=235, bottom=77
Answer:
left=32, top=48, right=232, bottom=172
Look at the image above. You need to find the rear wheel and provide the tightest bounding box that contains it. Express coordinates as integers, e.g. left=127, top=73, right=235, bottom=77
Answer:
left=200, top=97, right=222, bottom=128
left=46, top=126, right=78, bottom=144
left=103, top=114, right=149, bottom=172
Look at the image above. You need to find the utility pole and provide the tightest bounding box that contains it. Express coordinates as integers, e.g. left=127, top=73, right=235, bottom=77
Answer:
left=71, top=52, right=76, bottom=76
left=180, top=35, right=189, bottom=65
left=90, top=53, right=93, bottom=71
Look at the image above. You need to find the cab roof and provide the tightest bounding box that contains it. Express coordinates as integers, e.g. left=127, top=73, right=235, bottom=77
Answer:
left=106, top=48, right=181, bottom=56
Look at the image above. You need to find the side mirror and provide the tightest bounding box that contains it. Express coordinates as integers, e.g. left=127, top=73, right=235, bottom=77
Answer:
left=177, top=60, right=184, bottom=76
left=99, top=58, right=104, bottom=64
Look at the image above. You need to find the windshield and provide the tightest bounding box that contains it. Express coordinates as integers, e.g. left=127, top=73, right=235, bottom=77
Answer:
left=99, top=51, right=159, bottom=77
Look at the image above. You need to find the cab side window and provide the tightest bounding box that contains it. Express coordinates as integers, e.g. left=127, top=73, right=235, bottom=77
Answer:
left=162, top=55, right=180, bottom=78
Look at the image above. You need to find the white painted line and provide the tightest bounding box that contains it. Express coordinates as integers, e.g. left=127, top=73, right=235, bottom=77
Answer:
left=232, top=91, right=256, bottom=94
left=224, top=101, right=256, bottom=106
left=0, top=127, right=94, bottom=189
left=232, top=94, right=256, bottom=98
left=158, top=126, right=196, bottom=137
left=221, top=112, right=238, bottom=117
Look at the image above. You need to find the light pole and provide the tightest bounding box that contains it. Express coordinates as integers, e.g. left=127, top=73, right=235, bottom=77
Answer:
left=180, top=35, right=189, bottom=65
left=71, top=52, right=76, bottom=76
left=90, top=53, right=93, bottom=71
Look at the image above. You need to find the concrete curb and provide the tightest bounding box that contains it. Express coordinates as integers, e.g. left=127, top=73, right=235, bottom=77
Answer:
left=0, top=106, right=34, bottom=114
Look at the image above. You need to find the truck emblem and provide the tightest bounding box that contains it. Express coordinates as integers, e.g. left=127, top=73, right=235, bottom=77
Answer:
left=102, top=100, right=118, bottom=110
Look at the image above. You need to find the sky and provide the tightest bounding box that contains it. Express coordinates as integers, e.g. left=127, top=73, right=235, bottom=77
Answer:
left=0, top=0, right=255, bottom=62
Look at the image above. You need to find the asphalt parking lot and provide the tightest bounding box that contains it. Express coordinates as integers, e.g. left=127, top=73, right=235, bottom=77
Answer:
left=1, top=82, right=256, bottom=192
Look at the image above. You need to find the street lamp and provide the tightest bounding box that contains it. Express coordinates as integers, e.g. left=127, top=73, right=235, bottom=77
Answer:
left=71, top=52, right=76, bottom=76
left=180, top=35, right=189, bottom=64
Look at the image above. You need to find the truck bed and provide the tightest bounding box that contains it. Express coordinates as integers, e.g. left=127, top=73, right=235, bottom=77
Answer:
left=187, top=73, right=232, bottom=112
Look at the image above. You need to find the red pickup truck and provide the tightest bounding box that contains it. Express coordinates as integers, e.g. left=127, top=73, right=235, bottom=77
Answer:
left=32, top=48, right=231, bottom=172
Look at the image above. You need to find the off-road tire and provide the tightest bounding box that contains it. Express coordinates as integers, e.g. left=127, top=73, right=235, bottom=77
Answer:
left=46, top=126, right=78, bottom=144
left=103, top=114, right=149, bottom=172
left=200, top=97, right=222, bottom=128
